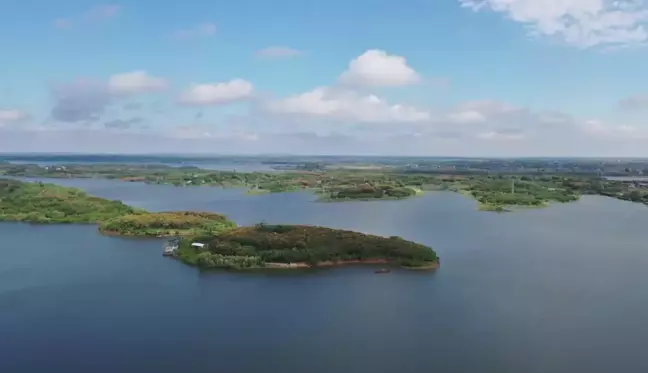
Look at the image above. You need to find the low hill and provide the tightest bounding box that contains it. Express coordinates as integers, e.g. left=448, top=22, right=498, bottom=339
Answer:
left=99, top=211, right=237, bottom=237
left=0, top=178, right=136, bottom=223
left=178, top=223, right=439, bottom=270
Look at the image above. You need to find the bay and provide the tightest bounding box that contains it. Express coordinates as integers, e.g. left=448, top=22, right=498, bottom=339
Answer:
left=1, top=178, right=648, bottom=373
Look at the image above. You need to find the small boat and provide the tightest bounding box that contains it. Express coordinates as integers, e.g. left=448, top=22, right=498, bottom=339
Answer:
left=374, top=268, right=391, bottom=274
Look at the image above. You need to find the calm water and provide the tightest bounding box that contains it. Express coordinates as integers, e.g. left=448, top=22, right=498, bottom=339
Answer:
left=2, top=179, right=648, bottom=373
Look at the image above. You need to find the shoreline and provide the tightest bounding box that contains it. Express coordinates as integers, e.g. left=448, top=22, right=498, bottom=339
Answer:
left=99, top=229, right=186, bottom=238
left=264, top=258, right=439, bottom=270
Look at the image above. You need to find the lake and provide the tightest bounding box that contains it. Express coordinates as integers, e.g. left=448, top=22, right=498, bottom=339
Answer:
left=2, top=178, right=648, bottom=373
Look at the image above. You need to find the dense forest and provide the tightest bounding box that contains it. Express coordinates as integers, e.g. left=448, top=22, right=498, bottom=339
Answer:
left=0, top=179, right=136, bottom=223
left=100, top=211, right=237, bottom=236
left=323, top=184, right=419, bottom=201
left=177, top=223, right=439, bottom=270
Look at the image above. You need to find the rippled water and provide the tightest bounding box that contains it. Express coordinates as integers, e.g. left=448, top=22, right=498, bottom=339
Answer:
left=1, top=178, right=648, bottom=373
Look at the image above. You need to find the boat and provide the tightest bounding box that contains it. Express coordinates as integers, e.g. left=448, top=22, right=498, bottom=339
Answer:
left=374, top=268, right=391, bottom=274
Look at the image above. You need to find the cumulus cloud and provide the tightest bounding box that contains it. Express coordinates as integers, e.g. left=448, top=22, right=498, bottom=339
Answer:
left=460, top=0, right=648, bottom=48
left=256, top=46, right=303, bottom=58
left=266, top=87, right=430, bottom=123
left=339, top=49, right=421, bottom=87
left=178, top=79, right=254, bottom=106
left=436, top=100, right=550, bottom=140
left=108, top=71, right=169, bottom=94
left=619, top=94, right=648, bottom=109
left=580, top=118, right=648, bottom=139
left=174, top=23, right=217, bottom=39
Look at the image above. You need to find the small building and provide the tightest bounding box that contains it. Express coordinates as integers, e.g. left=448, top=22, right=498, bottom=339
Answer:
left=191, top=242, right=207, bottom=250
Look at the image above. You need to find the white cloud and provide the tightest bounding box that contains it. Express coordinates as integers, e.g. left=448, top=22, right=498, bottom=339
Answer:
left=460, top=0, right=648, bottom=48
left=266, top=87, right=430, bottom=123
left=339, top=49, right=421, bottom=87
left=256, top=46, right=303, bottom=58
left=442, top=100, right=526, bottom=126
left=580, top=118, right=648, bottom=139
left=0, top=109, right=29, bottom=124
left=174, top=23, right=217, bottom=39
left=108, top=71, right=169, bottom=94
left=178, top=79, right=254, bottom=106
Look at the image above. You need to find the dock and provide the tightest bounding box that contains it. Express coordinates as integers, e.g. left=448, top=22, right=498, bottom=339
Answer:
left=162, top=238, right=180, bottom=256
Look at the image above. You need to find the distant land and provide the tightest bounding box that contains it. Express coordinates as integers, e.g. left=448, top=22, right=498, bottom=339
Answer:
left=4, top=154, right=648, bottom=210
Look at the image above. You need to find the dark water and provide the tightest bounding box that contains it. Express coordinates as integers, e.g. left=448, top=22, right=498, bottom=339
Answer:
left=2, top=179, right=648, bottom=373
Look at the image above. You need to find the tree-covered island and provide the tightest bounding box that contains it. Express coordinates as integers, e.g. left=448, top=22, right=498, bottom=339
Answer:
left=176, top=223, right=439, bottom=270
left=0, top=178, right=439, bottom=271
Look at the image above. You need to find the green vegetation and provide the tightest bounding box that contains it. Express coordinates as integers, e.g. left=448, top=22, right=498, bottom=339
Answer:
left=175, top=223, right=439, bottom=270
left=0, top=179, right=137, bottom=223
left=99, top=211, right=237, bottom=237
left=463, top=177, right=579, bottom=211
left=320, top=184, right=419, bottom=201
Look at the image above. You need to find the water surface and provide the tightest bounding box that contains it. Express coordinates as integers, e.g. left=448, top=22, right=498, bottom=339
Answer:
left=1, top=178, right=648, bottom=373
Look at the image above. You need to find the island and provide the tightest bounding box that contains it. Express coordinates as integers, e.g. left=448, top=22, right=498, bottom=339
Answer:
left=0, top=178, right=440, bottom=271
left=0, top=178, right=137, bottom=223
left=319, top=184, right=422, bottom=202
left=99, top=211, right=238, bottom=237
left=175, top=223, right=439, bottom=270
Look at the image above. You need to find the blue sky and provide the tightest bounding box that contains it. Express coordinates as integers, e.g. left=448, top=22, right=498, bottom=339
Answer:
left=2, top=0, right=648, bottom=156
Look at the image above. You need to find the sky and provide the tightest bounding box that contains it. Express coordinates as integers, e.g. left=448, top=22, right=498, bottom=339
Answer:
left=2, top=0, right=648, bottom=156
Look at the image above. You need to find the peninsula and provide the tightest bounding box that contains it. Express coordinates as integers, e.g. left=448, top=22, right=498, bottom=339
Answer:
left=0, top=178, right=137, bottom=223
left=0, top=178, right=439, bottom=271
left=99, top=211, right=238, bottom=237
